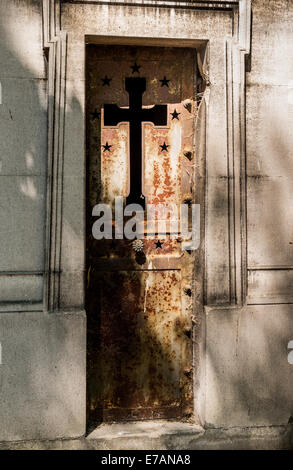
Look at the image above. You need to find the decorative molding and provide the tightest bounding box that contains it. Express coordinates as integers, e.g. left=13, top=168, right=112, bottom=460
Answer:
left=42, top=1, right=67, bottom=312
left=43, top=0, right=251, bottom=308
left=247, top=297, right=293, bottom=306
left=0, top=273, right=44, bottom=313
left=43, top=0, right=60, bottom=47
left=248, top=266, right=293, bottom=271
left=239, top=0, right=251, bottom=53
left=247, top=267, right=293, bottom=305
left=61, top=0, right=236, bottom=9
left=225, top=0, right=251, bottom=305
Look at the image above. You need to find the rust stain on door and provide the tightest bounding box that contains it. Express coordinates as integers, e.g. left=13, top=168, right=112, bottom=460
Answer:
left=86, top=45, right=199, bottom=423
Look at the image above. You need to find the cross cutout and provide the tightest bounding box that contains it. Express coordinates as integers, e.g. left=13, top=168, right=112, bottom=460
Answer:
left=104, top=77, right=168, bottom=209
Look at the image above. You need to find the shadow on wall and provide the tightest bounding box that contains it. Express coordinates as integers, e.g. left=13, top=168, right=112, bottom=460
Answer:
left=0, top=1, right=85, bottom=440
left=206, top=304, right=293, bottom=431
left=0, top=0, right=83, bottom=281
left=205, top=15, right=293, bottom=434
left=0, top=10, right=47, bottom=277
left=0, top=2, right=195, bottom=437
left=1, top=0, right=293, bottom=446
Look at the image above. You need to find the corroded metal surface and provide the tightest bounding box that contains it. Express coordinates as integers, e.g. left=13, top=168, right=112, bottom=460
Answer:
left=86, top=45, right=197, bottom=423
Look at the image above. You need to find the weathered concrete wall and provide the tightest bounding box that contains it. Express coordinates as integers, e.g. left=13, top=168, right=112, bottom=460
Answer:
left=0, top=311, right=86, bottom=441
left=2, top=421, right=293, bottom=450
left=0, top=0, right=47, bottom=308
left=0, top=1, right=86, bottom=441
left=0, top=0, right=293, bottom=445
left=205, top=0, right=293, bottom=427
left=206, top=305, right=293, bottom=427
left=246, top=0, right=293, bottom=303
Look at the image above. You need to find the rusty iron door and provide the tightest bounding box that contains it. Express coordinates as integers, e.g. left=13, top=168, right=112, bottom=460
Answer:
left=86, top=44, right=199, bottom=423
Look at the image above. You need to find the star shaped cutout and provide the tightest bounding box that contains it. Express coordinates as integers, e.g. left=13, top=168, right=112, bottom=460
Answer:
left=171, top=109, right=181, bottom=120
left=101, top=75, right=112, bottom=86
left=155, top=240, right=163, bottom=249
left=131, top=62, right=141, bottom=73
left=102, top=142, right=112, bottom=152
left=160, top=142, right=169, bottom=152
left=160, top=76, right=170, bottom=87
left=91, top=108, right=100, bottom=120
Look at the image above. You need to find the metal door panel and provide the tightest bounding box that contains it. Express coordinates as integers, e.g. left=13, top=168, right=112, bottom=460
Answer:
left=86, top=44, right=196, bottom=423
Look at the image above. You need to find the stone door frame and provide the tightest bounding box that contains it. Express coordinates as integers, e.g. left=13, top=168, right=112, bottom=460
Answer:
left=42, top=0, right=251, bottom=424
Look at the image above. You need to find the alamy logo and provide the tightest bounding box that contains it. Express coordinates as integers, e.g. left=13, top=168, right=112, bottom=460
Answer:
left=92, top=197, right=200, bottom=250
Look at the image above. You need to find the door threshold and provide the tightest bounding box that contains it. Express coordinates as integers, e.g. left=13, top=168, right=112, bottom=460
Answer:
left=87, top=420, right=204, bottom=440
